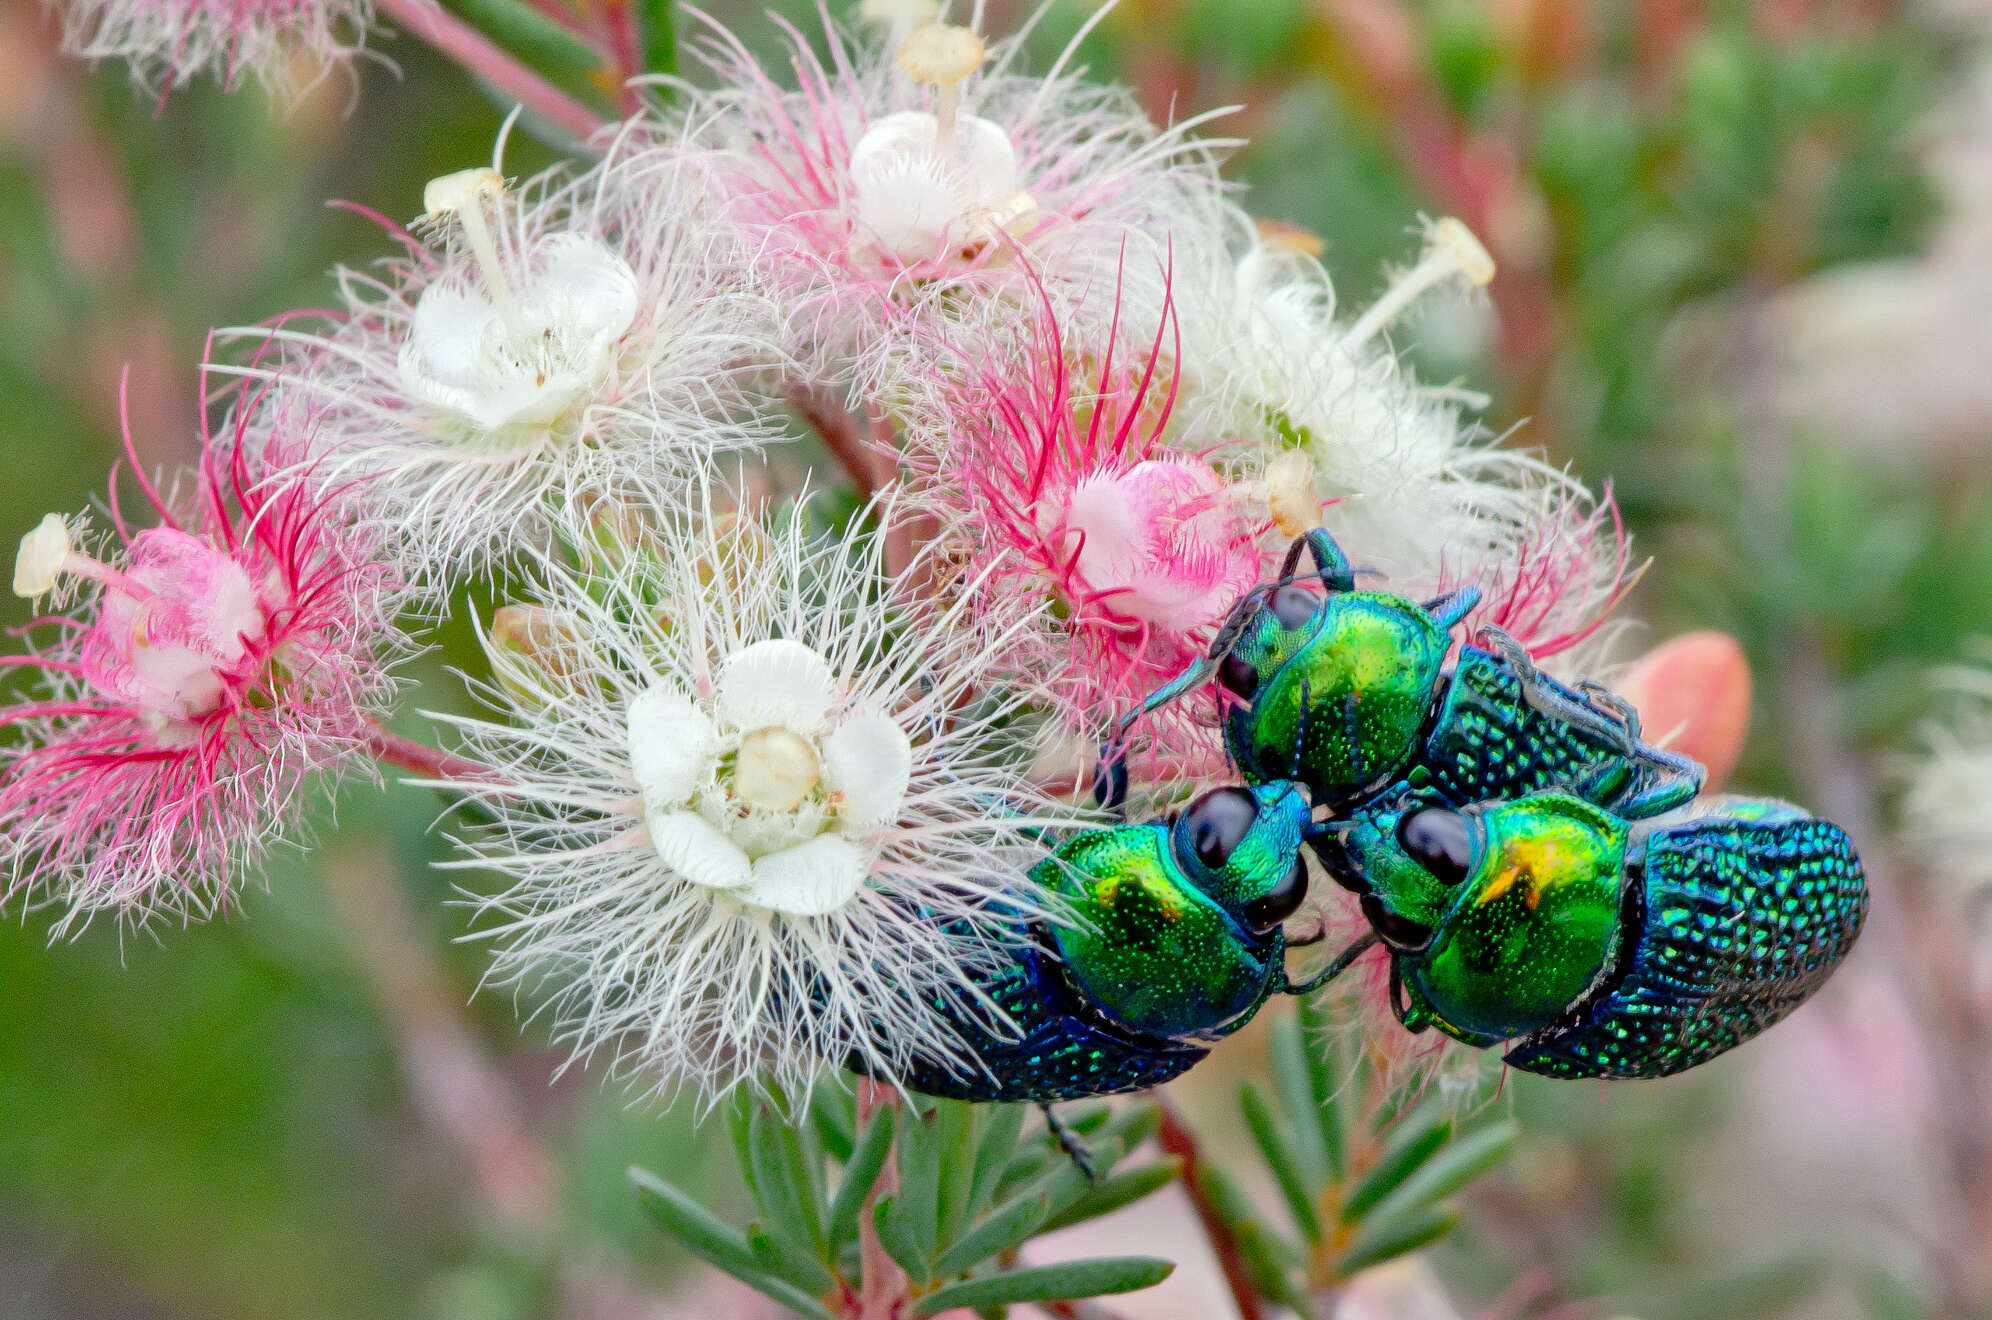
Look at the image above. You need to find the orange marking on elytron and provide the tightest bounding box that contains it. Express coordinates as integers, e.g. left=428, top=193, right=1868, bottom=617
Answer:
left=1476, top=835, right=1567, bottom=911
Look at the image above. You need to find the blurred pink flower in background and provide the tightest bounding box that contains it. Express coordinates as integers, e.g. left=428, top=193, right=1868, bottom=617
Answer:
left=53, top=0, right=374, bottom=93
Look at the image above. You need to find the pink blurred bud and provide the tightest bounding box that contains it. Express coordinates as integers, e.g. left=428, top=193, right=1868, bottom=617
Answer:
left=1616, top=630, right=1753, bottom=789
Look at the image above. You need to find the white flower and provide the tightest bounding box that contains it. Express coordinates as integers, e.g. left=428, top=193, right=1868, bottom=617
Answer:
left=849, top=109, right=1026, bottom=262
left=436, top=490, right=1090, bottom=1098
left=232, top=127, right=781, bottom=597
left=655, top=2, right=1236, bottom=388
left=1191, top=215, right=1627, bottom=672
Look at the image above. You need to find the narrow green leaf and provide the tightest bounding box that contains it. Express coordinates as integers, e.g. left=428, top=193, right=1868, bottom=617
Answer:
left=446, top=0, right=603, bottom=79
left=909, top=1257, right=1175, bottom=1314
left=1370, top=1122, right=1517, bottom=1221
left=748, top=1220, right=838, bottom=1297
left=1270, top=1015, right=1332, bottom=1187
left=967, top=1104, right=1027, bottom=1219
left=872, top=1196, right=932, bottom=1287
left=989, top=1144, right=1052, bottom=1205
left=934, top=1101, right=980, bottom=1250
left=809, top=1084, right=857, bottom=1165
left=629, top=1168, right=834, bottom=1320
left=635, top=0, right=676, bottom=78
left=749, top=1102, right=826, bottom=1258
left=827, top=1104, right=896, bottom=1253
left=1336, top=1203, right=1459, bottom=1275
left=1342, top=1116, right=1451, bottom=1224
left=1097, top=1100, right=1161, bottom=1153
left=930, top=1192, right=1049, bottom=1278
left=1233, top=1216, right=1311, bottom=1312
left=1061, top=1102, right=1113, bottom=1136
left=1295, top=994, right=1347, bottom=1179
left=727, top=1094, right=758, bottom=1204
left=897, top=1100, right=942, bottom=1264
left=1039, top=1159, right=1181, bottom=1234
left=1241, top=1081, right=1322, bottom=1243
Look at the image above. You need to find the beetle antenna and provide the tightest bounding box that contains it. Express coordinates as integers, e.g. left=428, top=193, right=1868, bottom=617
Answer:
left=1283, top=931, right=1381, bottom=996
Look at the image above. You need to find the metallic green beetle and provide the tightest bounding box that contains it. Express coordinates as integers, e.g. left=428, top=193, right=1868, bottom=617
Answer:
left=1111, top=529, right=1702, bottom=824
left=1312, top=791, right=1869, bottom=1077
left=870, top=780, right=1335, bottom=1104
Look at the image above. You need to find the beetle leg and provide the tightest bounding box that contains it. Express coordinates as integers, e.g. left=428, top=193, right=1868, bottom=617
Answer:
left=1297, top=528, right=1357, bottom=594
left=1039, top=1103, right=1098, bottom=1180
left=1090, top=743, right=1129, bottom=821
left=1283, top=931, right=1381, bottom=996
left=1421, top=585, right=1482, bottom=629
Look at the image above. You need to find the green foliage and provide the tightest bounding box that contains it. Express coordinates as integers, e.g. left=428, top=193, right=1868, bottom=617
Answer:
left=1224, top=1000, right=1519, bottom=1305
left=631, top=1088, right=1178, bottom=1316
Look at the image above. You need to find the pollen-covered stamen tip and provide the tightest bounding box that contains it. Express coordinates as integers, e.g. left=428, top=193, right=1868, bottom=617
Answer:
left=1342, top=216, right=1497, bottom=353
left=1261, top=451, right=1323, bottom=539
left=897, top=21, right=985, bottom=142
left=13, top=514, right=72, bottom=599
left=420, top=166, right=517, bottom=314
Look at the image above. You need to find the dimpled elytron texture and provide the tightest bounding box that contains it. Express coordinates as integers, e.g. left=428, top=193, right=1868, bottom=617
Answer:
left=875, top=928, right=1212, bottom=1102
left=1505, top=803, right=1868, bottom=1079
left=1230, top=593, right=1450, bottom=807
left=1415, top=648, right=1668, bottom=810
left=1408, top=795, right=1627, bottom=1045
left=1048, top=826, right=1284, bottom=1039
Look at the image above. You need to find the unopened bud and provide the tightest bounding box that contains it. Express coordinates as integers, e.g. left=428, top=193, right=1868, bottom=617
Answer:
left=490, top=605, right=587, bottom=700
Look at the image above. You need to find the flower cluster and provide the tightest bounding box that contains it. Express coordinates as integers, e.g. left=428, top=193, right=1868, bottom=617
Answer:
left=14, top=2, right=1639, bottom=1097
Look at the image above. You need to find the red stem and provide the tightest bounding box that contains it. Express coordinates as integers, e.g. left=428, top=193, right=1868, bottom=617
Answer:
left=789, top=381, right=883, bottom=498
left=373, top=0, right=609, bottom=142
left=364, top=722, right=495, bottom=783
left=1155, top=1096, right=1267, bottom=1320
left=600, top=0, right=645, bottom=117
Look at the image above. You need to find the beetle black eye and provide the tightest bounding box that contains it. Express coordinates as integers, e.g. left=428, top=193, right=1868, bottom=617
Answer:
left=1271, top=585, right=1320, bottom=631
left=1241, top=857, right=1307, bottom=932
left=1177, top=787, right=1260, bottom=872
left=1217, top=653, right=1260, bottom=700
left=1396, top=809, right=1473, bottom=888
left=1361, top=891, right=1435, bottom=952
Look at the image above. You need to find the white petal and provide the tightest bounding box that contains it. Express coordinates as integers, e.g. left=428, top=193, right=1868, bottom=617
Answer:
left=528, top=234, right=640, bottom=344
left=645, top=809, right=751, bottom=891
left=716, top=639, right=836, bottom=733
left=821, top=710, right=914, bottom=829
left=740, top=835, right=868, bottom=916
left=626, top=683, right=717, bottom=806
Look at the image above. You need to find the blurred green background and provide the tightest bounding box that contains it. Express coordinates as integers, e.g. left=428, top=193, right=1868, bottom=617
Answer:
left=3, top=1, right=1988, bottom=1316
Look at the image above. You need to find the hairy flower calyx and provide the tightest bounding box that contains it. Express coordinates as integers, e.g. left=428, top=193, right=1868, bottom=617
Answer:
left=626, top=638, right=915, bottom=916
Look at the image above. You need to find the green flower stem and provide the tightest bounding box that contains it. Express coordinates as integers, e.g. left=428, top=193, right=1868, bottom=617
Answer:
left=1156, top=1096, right=1267, bottom=1320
